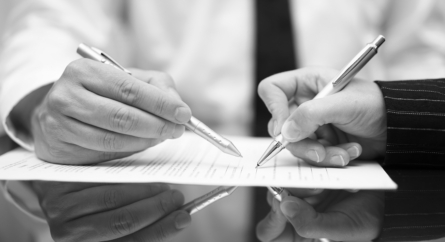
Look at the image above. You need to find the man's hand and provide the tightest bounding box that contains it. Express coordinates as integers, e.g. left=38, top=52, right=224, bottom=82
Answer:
left=31, top=181, right=191, bottom=242
left=22, top=59, right=192, bottom=164
left=258, top=67, right=387, bottom=167
left=256, top=189, right=384, bottom=241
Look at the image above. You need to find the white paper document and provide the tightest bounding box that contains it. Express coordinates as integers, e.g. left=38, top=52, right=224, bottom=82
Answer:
left=0, top=133, right=397, bottom=189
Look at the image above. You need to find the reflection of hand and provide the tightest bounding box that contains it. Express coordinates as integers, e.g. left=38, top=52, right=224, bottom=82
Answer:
left=257, top=189, right=383, bottom=241
left=31, top=181, right=191, bottom=242
left=24, top=59, right=191, bottom=164
left=258, top=67, right=387, bottom=167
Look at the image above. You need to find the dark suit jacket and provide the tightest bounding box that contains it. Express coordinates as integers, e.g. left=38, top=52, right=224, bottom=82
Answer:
left=376, top=80, right=445, bottom=241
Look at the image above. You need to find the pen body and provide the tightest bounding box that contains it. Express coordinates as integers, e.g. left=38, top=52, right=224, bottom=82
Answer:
left=180, top=186, right=235, bottom=215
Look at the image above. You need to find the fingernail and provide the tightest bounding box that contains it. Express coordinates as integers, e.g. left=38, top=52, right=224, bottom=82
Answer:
left=306, top=149, right=320, bottom=163
left=175, top=212, right=191, bottom=229
left=172, top=125, right=184, bottom=139
left=347, top=146, right=359, bottom=159
left=281, top=201, right=299, bottom=218
left=282, top=120, right=300, bottom=141
left=273, top=120, right=280, bottom=137
left=175, top=107, right=191, bottom=123
left=330, top=155, right=345, bottom=166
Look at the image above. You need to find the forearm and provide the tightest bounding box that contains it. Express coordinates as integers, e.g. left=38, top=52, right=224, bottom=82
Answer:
left=375, top=79, right=445, bottom=241
left=375, top=79, right=445, bottom=166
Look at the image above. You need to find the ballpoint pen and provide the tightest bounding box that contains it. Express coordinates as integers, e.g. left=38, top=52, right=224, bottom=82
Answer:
left=180, top=186, right=238, bottom=215
left=76, top=43, right=242, bottom=157
left=267, top=186, right=290, bottom=202
left=256, top=35, right=386, bottom=168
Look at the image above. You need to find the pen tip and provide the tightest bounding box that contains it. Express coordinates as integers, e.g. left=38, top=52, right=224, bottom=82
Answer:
left=255, top=165, right=259, bottom=169
left=224, top=142, right=243, bottom=157
left=257, top=140, right=285, bottom=167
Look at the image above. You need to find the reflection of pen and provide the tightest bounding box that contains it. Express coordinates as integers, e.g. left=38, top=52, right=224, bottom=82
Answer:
left=256, top=35, right=385, bottom=168
left=180, top=186, right=237, bottom=215
left=267, top=186, right=290, bottom=202
left=77, top=43, right=242, bottom=157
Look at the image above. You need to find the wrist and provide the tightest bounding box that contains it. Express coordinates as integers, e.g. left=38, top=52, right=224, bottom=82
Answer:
left=10, top=84, right=52, bottom=138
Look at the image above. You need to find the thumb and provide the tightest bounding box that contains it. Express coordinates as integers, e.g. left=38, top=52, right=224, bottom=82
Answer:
left=280, top=196, right=341, bottom=240
left=281, top=95, right=346, bottom=143
left=258, top=72, right=294, bottom=137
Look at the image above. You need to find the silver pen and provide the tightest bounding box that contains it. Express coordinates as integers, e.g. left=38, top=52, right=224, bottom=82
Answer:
left=180, top=186, right=238, bottom=215
left=77, top=43, right=242, bottom=157
left=267, top=186, right=291, bottom=202
left=256, top=35, right=386, bottom=168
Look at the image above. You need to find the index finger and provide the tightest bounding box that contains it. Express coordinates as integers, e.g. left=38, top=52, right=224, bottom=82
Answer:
left=130, top=69, right=181, bottom=99
left=70, top=59, right=191, bottom=124
left=258, top=68, right=337, bottom=136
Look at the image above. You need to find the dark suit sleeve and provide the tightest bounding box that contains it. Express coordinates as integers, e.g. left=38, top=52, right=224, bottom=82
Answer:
left=374, top=79, right=445, bottom=241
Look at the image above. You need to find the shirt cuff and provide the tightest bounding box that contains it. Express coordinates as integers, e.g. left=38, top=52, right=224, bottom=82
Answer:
left=0, top=180, right=45, bottom=222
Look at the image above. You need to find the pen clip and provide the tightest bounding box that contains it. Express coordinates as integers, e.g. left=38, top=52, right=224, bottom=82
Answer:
left=91, top=47, right=132, bottom=75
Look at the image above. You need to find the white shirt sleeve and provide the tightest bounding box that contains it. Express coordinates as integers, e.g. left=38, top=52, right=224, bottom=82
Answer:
left=0, top=0, right=129, bottom=150
left=0, top=0, right=128, bottom=221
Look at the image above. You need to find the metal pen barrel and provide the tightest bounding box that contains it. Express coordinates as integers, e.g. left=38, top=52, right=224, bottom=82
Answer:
left=185, top=117, right=242, bottom=157
left=180, top=186, right=238, bottom=215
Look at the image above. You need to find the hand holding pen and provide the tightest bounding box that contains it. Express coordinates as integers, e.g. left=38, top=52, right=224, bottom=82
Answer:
left=259, top=36, right=385, bottom=200
left=257, top=35, right=385, bottom=169
left=77, top=44, right=242, bottom=158
left=22, top=51, right=195, bottom=164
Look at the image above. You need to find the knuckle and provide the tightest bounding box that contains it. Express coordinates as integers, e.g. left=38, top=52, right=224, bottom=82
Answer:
left=47, top=90, right=69, bottom=111
left=153, top=223, right=170, bottom=242
left=110, top=208, right=139, bottom=236
left=41, top=197, right=68, bottom=221
left=63, top=59, right=93, bottom=84
left=65, top=59, right=86, bottom=76
left=257, top=80, right=269, bottom=98
left=155, top=190, right=181, bottom=215
left=298, top=103, right=315, bottom=121
left=46, top=144, right=67, bottom=160
left=109, top=107, right=139, bottom=133
left=102, top=188, right=121, bottom=209
left=153, top=95, right=168, bottom=115
left=156, top=195, right=172, bottom=215
left=101, top=132, right=125, bottom=151
left=37, top=112, right=64, bottom=142
left=50, top=222, right=85, bottom=242
left=266, top=102, right=283, bottom=116
left=155, top=122, right=173, bottom=137
left=115, top=78, right=141, bottom=105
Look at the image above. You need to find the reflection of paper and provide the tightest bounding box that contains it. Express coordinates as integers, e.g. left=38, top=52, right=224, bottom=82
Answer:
left=0, top=133, right=396, bottom=189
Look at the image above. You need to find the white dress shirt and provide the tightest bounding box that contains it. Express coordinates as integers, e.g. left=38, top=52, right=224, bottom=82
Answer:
left=0, top=0, right=444, bottom=241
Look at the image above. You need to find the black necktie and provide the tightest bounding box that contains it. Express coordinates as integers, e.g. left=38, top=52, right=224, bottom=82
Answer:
left=252, top=0, right=297, bottom=241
